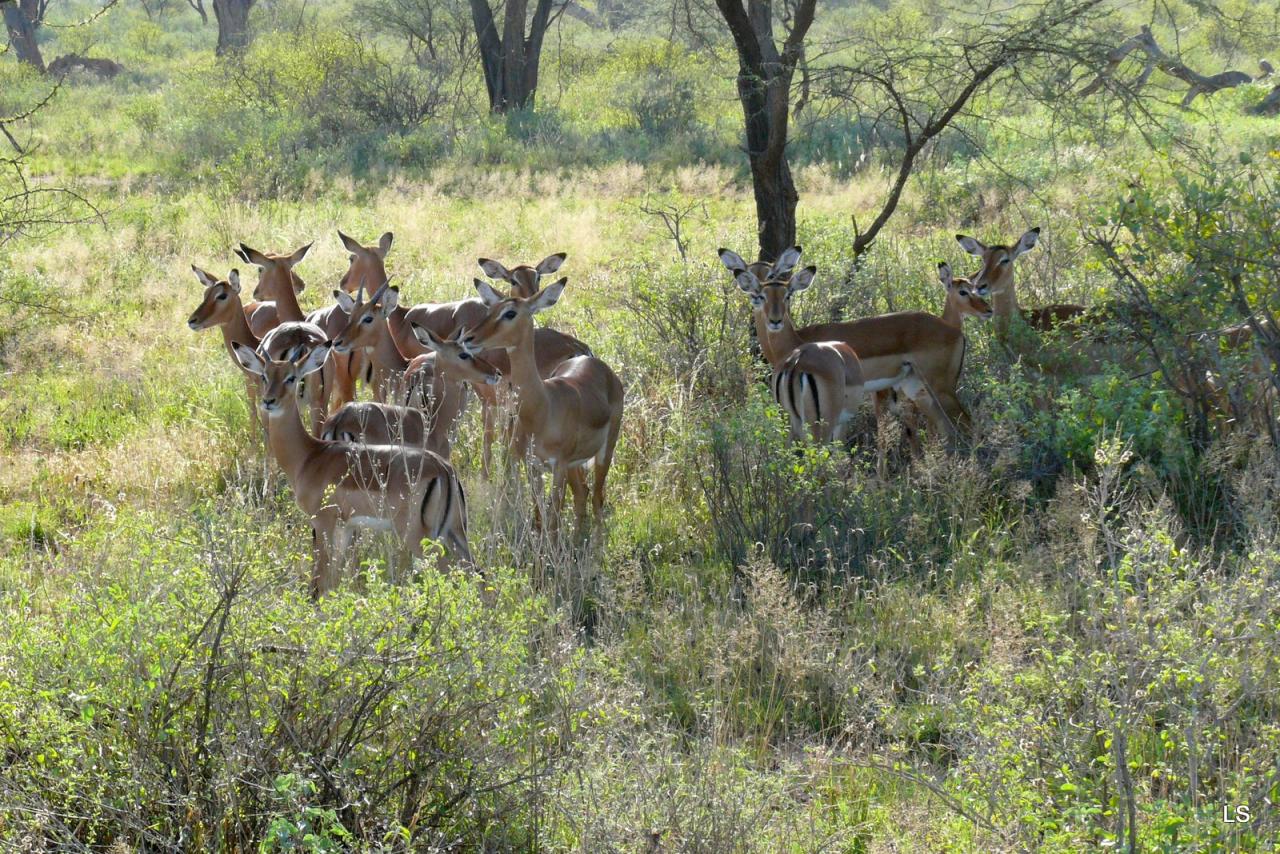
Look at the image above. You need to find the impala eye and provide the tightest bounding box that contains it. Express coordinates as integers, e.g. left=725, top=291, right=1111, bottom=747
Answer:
left=362, top=315, right=374, bottom=324
left=459, top=352, right=472, bottom=360
left=958, top=289, right=968, bottom=297
left=217, top=293, right=228, bottom=301
left=285, top=376, right=296, bottom=385
left=1000, top=258, right=1011, bottom=265
left=503, top=310, right=517, bottom=320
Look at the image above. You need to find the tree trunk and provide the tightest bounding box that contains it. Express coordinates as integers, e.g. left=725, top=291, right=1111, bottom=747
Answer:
left=212, top=0, right=254, bottom=56
left=749, top=154, right=798, bottom=263
left=715, top=0, right=814, bottom=263
left=500, top=0, right=529, bottom=112
left=3, top=1, right=44, bottom=73
left=470, top=0, right=557, bottom=113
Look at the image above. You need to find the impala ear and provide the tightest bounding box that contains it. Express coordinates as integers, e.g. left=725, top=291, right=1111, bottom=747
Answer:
left=956, top=234, right=985, bottom=256
left=1012, top=227, right=1040, bottom=259
left=937, top=261, right=954, bottom=290
left=718, top=248, right=749, bottom=274
left=337, top=230, right=364, bottom=254
left=376, top=231, right=393, bottom=259
left=478, top=258, right=511, bottom=281
left=192, top=265, right=218, bottom=288
left=231, top=341, right=266, bottom=377
left=238, top=243, right=271, bottom=267
left=771, top=245, right=803, bottom=279
left=529, top=277, right=566, bottom=313
left=733, top=269, right=761, bottom=293
left=333, top=290, right=355, bottom=312
left=535, top=252, right=567, bottom=275
left=381, top=286, right=400, bottom=312
left=411, top=322, right=446, bottom=352
left=474, top=278, right=504, bottom=306
left=232, top=246, right=251, bottom=264
left=228, top=269, right=241, bottom=293
left=788, top=265, right=816, bottom=292
left=298, top=341, right=331, bottom=377
left=286, top=242, right=312, bottom=268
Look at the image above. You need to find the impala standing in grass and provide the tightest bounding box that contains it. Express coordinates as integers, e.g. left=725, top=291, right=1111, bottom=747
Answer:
left=232, top=341, right=473, bottom=597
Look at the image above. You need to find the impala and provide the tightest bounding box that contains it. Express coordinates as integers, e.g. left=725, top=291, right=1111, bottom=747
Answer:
left=956, top=227, right=1088, bottom=337
left=231, top=341, right=473, bottom=596
left=188, top=265, right=329, bottom=432
left=461, top=278, right=624, bottom=534
left=387, top=261, right=592, bottom=474
left=231, top=245, right=305, bottom=338
left=393, top=253, right=565, bottom=348
left=720, top=246, right=970, bottom=443
left=336, top=230, right=404, bottom=401
left=332, top=280, right=410, bottom=403
left=321, top=325, right=500, bottom=458
left=736, top=265, right=912, bottom=445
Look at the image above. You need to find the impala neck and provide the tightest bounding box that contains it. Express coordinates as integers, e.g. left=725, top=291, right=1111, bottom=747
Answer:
left=758, top=312, right=803, bottom=368
left=268, top=270, right=306, bottom=323
left=220, top=297, right=260, bottom=358
left=941, top=299, right=964, bottom=329
left=385, top=304, right=414, bottom=356
left=373, top=319, right=410, bottom=373
left=427, top=369, right=468, bottom=450
left=266, top=394, right=324, bottom=488
left=505, top=320, right=550, bottom=426
left=987, top=267, right=1019, bottom=337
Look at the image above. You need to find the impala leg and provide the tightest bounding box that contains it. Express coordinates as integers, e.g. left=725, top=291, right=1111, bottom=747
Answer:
left=310, top=506, right=344, bottom=598
left=481, top=396, right=496, bottom=478
left=549, top=466, right=569, bottom=538
left=591, top=411, right=622, bottom=522
left=567, top=467, right=589, bottom=538
left=873, top=390, right=890, bottom=479
left=527, top=458, right=545, bottom=533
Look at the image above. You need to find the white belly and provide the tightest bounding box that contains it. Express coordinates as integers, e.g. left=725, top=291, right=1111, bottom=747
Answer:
left=347, top=516, right=396, bottom=532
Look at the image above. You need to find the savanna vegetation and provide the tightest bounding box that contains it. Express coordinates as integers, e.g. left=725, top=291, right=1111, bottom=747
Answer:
left=3, top=0, right=1280, bottom=850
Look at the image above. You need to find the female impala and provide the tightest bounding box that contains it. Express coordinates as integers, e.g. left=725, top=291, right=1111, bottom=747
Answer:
left=735, top=266, right=913, bottom=445
left=231, top=341, right=473, bottom=596
left=187, top=265, right=329, bottom=432
left=389, top=262, right=592, bottom=474
left=720, top=246, right=970, bottom=443
left=321, top=325, right=500, bottom=458
left=331, top=280, right=410, bottom=403
left=956, top=227, right=1087, bottom=337
left=461, top=278, right=624, bottom=534
left=397, top=253, right=568, bottom=347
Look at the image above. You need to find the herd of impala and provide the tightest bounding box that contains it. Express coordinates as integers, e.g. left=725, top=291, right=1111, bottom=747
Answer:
left=187, top=224, right=1085, bottom=597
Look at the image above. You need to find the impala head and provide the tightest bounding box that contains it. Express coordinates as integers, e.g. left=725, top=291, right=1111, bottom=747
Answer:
left=477, top=252, right=567, bottom=300
left=338, top=229, right=393, bottom=295
left=331, top=279, right=395, bottom=354
left=937, top=262, right=994, bottom=321
left=236, top=242, right=311, bottom=301
left=231, top=340, right=330, bottom=416
left=955, top=227, right=1040, bottom=296
left=187, top=266, right=243, bottom=330
left=410, top=321, right=501, bottom=385
left=460, top=277, right=567, bottom=352
left=726, top=247, right=813, bottom=332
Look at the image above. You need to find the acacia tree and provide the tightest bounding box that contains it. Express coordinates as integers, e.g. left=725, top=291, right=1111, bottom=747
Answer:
left=469, top=0, right=566, bottom=113
left=707, top=0, right=1111, bottom=264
